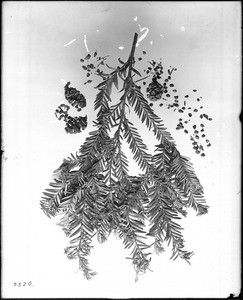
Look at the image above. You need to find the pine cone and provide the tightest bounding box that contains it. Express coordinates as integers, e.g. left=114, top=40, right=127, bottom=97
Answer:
left=146, top=77, right=164, bottom=101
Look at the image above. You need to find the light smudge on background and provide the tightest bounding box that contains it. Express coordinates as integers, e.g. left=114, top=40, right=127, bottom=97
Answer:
left=64, top=39, right=76, bottom=47
left=60, top=78, right=67, bottom=85
left=118, top=46, right=124, bottom=50
left=136, top=24, right=149, bottom=47
left=84, top=34, right=89, bottom=52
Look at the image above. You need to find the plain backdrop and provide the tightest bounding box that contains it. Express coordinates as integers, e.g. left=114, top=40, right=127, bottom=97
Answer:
left=2, top=1, right=241, bottom=298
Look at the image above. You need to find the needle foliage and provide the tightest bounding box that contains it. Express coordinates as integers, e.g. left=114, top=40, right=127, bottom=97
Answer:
left=40, top=33, right=208, bottom=281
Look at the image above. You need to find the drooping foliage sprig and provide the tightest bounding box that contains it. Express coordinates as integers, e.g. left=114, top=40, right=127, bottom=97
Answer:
left=41, top=33, right=209, bottom=281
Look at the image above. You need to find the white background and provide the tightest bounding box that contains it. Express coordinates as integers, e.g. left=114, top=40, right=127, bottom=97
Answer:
left=2, top=1, right=241, bottom=298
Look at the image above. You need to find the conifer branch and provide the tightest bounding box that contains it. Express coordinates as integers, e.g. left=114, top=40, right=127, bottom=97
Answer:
left=41, top=32, right=209, bottom=280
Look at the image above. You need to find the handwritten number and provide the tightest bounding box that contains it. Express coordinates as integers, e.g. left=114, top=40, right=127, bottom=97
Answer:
left=13, top=281, right=32, bottom=287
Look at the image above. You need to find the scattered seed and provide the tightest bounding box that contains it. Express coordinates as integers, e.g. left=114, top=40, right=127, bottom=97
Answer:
left=84, top=54, right=91, bottom=60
